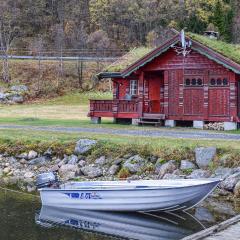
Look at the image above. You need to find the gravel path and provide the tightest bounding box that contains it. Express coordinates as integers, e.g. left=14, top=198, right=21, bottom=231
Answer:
left=0, top=125, right=240, bottom=141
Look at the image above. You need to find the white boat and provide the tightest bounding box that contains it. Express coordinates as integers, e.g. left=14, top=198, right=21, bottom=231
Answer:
left=37, top=174, right=220, bottom=212
left=36, top=206, right=205, bottom=240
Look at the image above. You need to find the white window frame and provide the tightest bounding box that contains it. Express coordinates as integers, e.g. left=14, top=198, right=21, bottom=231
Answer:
left=130, top=80, right=138, bottom=96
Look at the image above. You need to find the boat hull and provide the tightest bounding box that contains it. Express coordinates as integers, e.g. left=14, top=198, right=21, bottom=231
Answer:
left=39, top=179, right=220, bottom=212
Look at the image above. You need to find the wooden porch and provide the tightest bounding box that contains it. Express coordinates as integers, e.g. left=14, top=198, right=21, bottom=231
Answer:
left=89, top=99, right=165, bottom=120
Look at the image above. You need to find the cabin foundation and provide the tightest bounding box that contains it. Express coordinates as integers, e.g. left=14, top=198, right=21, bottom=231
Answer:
left=165, top=120, right=176, bottom=128
left=132, top=118, right=140, bottom=125
left=224, top=122, right=237, bottom=131
left=91, top=117, right=101, bottom=124
left=193, top=121, right=204, bottom=129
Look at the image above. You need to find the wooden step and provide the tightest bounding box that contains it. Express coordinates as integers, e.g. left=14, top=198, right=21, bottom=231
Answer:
left=143, top=113, right=165, bottom=119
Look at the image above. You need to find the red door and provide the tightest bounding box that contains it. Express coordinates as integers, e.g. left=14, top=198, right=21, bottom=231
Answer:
left=144, top=76, right=163, bottom=113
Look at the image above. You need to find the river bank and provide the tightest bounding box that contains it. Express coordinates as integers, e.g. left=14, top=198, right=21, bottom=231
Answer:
left=0, top=138, right=240, bottom=202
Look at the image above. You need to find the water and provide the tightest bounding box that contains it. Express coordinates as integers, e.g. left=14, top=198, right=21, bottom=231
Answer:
left=0, top=189, right=239, bottom=240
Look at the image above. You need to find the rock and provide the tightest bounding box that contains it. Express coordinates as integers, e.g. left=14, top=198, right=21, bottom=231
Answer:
left=123, top=155, right=145, bottom=173
left=59, top=164, right=79, bottom=180
left=24, top=172, right=35, bottom=179
left=28, top=156, right=48, bottom=166
left=108, top=165, right=119, bottom=175
left=163, top=173, right=183, bottom=179
left=157, top=160, right=177, bottom=179
left=7, top=156, right=17, bottom=164
left=20, top=159, right=27, bottom=164
left=212, top=167, right=234, bottom=179
left=149, top=156, right=158, bottom=163
left=127, top=175, right=140, bottom=180
left=81, top=165, right=102, bottom=178
left=195, top=147, right=216, bottom=169
left=43, top=148, right=53, bottom=158
left=49, top=165, right=59, bottom=172
left=188, top=169, right=211, bottom=179
left=78, top=160, right=86, bottom=167
left=0, top=169, right=3, bottom=177
left=67, top=155, right=79, bottom=165
left=234, top=181, right=240, bottom=197
left=95, top=156, right=106, bottom=165
left=28, top=150, right=38, bottom=160
left=3, top=167, right=11, bottom=174
left=114, top=158, right=124, bottom=165
left=10, top=94, right=24, bottom=103
left=0, top=92, right=7, bottom=101
left=220, top=172, right=240, bottom=191
left=180, top=160, right=197, bottom=170
left=10, top=85, right=28, bottom=92
left=195, top=207, right=215, bottom=223
left=17, top=152, right=28, bottom=159
left=75, top=139, right=97, bottom=154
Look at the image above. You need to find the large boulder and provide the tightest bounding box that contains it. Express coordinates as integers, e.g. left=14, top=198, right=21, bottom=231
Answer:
left=28, top=156, right=48, bottom=166
left=59, top=164, right=79, bottom=180
left=157, top=160, right=177, bottom=179
left=28, top=150, right=38, bottom=160
left=10, top=85, right=28, bottom=92
left=180, top=160, right=197, bottom=170
left=108, top=165, right=120, bottom=175
left=10, top=94, right=24, bottom=103
left=123, top=155, right=145, bottom=173
left=212, top=167, right=234, bottom=180
left=67, top=155, right=79, bottom=165
left=74, top=139, right=97, bottom=154
left=220, top=172, right=240, bottom=191
left=81, top=165, right=102, bottom=178
left=95, top=156, right=107, bottom=166
left=188, top=169, right=211, bottom=179
left=195, top=147, right=216, bottom=169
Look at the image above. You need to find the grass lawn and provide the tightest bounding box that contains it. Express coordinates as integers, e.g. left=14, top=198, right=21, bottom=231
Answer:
left=0, top=128, right=239, bottom=151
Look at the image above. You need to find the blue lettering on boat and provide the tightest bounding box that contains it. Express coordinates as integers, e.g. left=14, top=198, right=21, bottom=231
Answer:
left=64, top=192, right=101, bottom=200
left=65, top=219, right=100, bottom=230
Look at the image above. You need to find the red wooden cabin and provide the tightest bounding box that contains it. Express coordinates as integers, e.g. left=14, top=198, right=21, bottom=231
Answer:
left=89, top=32, right=240, bottom=130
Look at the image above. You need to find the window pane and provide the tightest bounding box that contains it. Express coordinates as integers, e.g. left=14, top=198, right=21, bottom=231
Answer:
left=192, top=78, right=196, bottom=85
left=197, top=78, right=202, bottom=85
left=223, top=78, right=228, bottom=86
left=185, top=78, right=191, bottom=86
left=210, top=78, right=216, bottom=85
left=217, top=78, right=222, bottom=85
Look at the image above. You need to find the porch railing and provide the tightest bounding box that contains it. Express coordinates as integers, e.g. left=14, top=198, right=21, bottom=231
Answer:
left=89, top=99, right=139, bottom=115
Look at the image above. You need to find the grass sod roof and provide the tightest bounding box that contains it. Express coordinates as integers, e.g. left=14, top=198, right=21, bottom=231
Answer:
left=105, top=47, right=152, bottom=73
left=103, top=33, right=240, bottom=75
left=187, top=33, right=240, bottom=65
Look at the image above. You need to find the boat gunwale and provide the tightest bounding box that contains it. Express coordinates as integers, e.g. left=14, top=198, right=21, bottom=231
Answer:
left=39, top=179, right=221, bottom=192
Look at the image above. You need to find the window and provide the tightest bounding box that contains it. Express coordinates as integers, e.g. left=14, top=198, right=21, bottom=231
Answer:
left=210, top=77, right=229, bottom=86
left=130, top=80, right=138, bottom=95
left=185, top=77, right=203, bottom=87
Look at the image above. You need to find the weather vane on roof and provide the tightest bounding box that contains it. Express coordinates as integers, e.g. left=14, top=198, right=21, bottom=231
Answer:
left=172, top=29, right=192, bottom=57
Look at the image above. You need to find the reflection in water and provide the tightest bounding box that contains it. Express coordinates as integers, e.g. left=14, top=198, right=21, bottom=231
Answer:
left=1, top=189, right=238, bottom=240
left=36, top=206, right=205, bottom=240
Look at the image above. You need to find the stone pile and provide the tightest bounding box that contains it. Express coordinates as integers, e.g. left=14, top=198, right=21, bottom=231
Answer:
left=0, top=85, right=28, bottom=104
left=0, top=139, right=239, bottom=200
left=204, top=122, right=224, bottom=131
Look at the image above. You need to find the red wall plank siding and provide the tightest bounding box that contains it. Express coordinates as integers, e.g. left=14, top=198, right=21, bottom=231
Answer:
left=168, top=70, right=180, bottom=116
